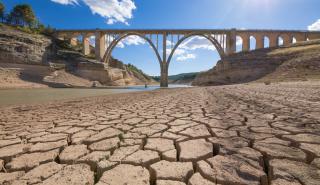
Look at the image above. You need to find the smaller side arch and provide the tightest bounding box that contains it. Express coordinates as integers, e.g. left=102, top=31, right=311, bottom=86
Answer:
left=250, top=36, right=256, bottom=50
left=264, top=36, right=270, bottom=48
left=236, top=36, right=243, bottom=53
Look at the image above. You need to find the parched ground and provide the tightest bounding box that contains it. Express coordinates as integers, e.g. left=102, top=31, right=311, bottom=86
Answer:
left=0, top=81, right=320, bottom=185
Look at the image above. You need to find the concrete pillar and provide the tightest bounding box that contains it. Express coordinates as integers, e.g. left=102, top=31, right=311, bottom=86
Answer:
left=160, top=32, right=168, bottom=88
left=269, top=35, right=278, bottom=48
left=226, top=29, right=236, bottom=55
left=283, top=35, right=291, bottom=46
left=307, top=33, right=320, bottom=40
left=83, top=34, right=91, bottom=56
left=242, top=35, right=250, bottom=52
left=160, top=63, right=168, bottom=88
left=70, top=37, right=78, bottom=46
left=255, top=35, right=264, bottom=49
left=294, top=34, right=306, bottom=42
left=95, top=31, right=106, bottom=61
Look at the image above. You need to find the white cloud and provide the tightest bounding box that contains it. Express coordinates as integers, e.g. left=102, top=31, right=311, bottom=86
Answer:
left=170, top=36, right=216, bottom=62
left=117, top=35, right=146, bottom=48
left=180, top=36, right=216, bottom=51
left=176, top=53, right=196, bottom=61
left=51, top=0, right=78, bottom=5
left=51, top=0, right=136, bottom=25
left=308, top=19, right=320, bottom=31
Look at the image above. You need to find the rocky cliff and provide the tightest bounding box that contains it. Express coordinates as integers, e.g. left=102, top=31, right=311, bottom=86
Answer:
left=0, top=25, right=156, bottom=88
left=192, top=40, right=320, bottom=86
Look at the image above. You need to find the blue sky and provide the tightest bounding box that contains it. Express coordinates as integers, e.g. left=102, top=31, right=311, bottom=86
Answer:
left=2, top=0, right=320, bottom=75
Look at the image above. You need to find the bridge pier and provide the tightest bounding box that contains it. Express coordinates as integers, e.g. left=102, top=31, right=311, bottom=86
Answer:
left=226, top=29, right=237, bottom=55
left=269, top=35, right=278, bottom=48
left=69, top=37, right=78, bottom=46
left=160, top=32, right=169, bottom=88
left=160, top=63, right=169, bottom=88
left=95, top=31, right=106, bottom=61
left=282, top=35, right=291, bottom=46
left=83, top=34, right=91, bottom=56
left=295, top=34, right=307, bottom=42
left=256, top=35, right=264, bottom=49
left=242, top=35, right=250, bottom=52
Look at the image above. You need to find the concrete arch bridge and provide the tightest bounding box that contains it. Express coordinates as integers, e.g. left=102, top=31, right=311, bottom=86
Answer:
left=55, top=29, right=320, bottom=87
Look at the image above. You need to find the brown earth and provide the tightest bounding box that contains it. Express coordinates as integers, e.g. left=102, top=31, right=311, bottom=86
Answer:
left=193, top=40, right=320, bottom=86
left=0, top=81, right=320, bottom=184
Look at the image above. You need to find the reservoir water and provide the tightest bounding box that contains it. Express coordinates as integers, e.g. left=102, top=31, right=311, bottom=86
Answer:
left=0, top=85, right=190, bottom=106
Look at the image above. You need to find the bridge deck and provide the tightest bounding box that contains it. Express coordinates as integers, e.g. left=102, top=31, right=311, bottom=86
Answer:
left=56, top=29, right=320, bottom=34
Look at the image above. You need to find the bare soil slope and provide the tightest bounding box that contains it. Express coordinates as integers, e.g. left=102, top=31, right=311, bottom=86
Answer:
left=193, top=40, right=320, bottom=86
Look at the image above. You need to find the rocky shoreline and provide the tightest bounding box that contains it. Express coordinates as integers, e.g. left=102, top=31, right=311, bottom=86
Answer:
left=0, top=81, right=320, bottom=184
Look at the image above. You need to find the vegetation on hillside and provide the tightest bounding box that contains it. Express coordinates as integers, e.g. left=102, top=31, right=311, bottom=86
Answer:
left=126, top=63, right=153, bottom=81
left=0, top=2, right=53, bottom=35
left=152, top=72, right=199, bottom=83
left=0, top=2, right=4, bottom=22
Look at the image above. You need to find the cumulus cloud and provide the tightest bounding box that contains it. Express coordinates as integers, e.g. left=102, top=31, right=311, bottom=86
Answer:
left=117, top=35, right=146, bottom=48
left=308, top=19, right=320, bottom=31
left=169, top=36, right=220, bottom=62
left=180, top=36, right=216, bottom=51
left=176, top=53, right=196, bottom=61
left=50, top=0, right=136, bottom=25
left=51, top=0, right=78, bottom=5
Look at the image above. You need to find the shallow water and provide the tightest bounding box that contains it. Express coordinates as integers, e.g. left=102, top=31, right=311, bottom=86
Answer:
left=0, top=85, right=190, bottom=106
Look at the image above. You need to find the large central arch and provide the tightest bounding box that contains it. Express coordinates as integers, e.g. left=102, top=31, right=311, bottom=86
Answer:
left=102, top=32, right=162, bottom=66
left=167, top=33, right=226, bottom=67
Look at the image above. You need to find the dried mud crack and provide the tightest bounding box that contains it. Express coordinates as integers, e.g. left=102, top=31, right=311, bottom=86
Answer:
left=1, top=81, right=320, bottom=185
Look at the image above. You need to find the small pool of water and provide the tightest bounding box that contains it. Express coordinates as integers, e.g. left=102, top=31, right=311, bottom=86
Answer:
left=0, top=84, right=190, bottom=106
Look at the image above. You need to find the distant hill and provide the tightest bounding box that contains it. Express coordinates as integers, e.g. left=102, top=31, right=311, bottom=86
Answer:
left=152, top=72, right=199, bottom=84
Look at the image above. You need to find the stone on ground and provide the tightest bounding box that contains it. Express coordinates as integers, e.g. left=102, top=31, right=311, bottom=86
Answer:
left=188, top=173, right=217, bottom=185
left=19, top=162, right=65, bottom=184
left=178, top=139, right=213, bottom=162
left=42, top=163, right=94, bottom=185
left=144, top=138, right=175, bottom=153
left=122, top=150, right=160, bottom=167
left=59, top=144, right=89, bottom=164
left=269, top=159, right=320, bottom=185
left=150, top=160, right=193, bottom=182
left=97, top=164, right=150, bottom=185
left=197, top=155, right=267, bottom=185
left=5, top=149, right=59, bottom=171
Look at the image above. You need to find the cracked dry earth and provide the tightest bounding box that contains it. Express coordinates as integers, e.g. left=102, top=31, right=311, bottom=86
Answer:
left=1, top=82, right=320, bottom=185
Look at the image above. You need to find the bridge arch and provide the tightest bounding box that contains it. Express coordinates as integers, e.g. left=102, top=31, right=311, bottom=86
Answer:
left=102, top=32, right=162, bottom=66
left=250, top=36, right=256, bottom=50
left=167, top=33, right=225, bottom=66
left=236, top=36, right=243, bottom=52
left=278, top=36, right=284, bottom=46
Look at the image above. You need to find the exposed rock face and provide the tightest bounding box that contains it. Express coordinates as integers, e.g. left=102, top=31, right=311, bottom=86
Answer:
left=193, top=40, right=320, bottom=86
left=0, top=25, right=52, bottom=65
left=0, top=25, right=155, bottom=87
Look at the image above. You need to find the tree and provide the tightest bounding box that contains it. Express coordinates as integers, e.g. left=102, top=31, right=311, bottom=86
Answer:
left=0, top=2, right=4, bottom=22
left=9, top=4, right=36, bottom=27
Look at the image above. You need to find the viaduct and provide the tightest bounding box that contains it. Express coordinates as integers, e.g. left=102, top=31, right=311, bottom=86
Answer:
left=55, top=29, right=320, bottom=87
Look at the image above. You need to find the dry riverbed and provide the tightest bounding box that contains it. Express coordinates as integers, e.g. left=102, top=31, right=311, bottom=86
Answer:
left=0, top=81, right=320, bottom=185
